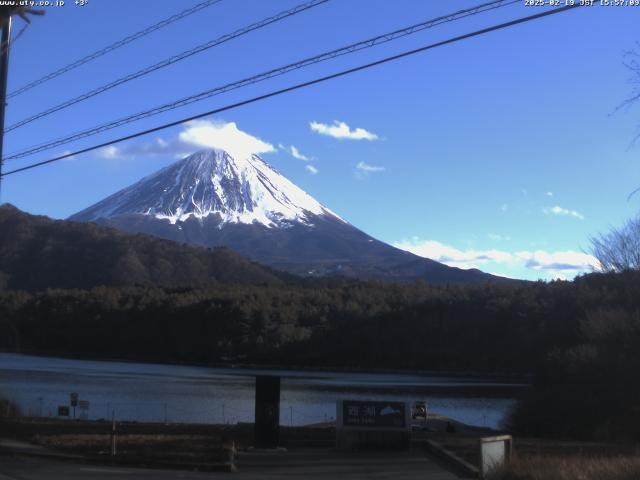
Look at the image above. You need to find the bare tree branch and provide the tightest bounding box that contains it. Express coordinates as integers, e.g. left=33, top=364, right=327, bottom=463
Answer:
left=590, top=215, right=640, bottom=272
left=616, top=44, right=640, bottom=114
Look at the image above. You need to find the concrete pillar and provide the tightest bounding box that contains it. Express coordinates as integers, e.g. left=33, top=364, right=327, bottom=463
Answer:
left=254, top=375, right=280, bottom=448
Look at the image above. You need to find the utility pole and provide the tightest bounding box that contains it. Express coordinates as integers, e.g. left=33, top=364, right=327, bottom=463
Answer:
left=0, top=6, right=43, bottom=199
left=0, top=13, right=12, bottom=200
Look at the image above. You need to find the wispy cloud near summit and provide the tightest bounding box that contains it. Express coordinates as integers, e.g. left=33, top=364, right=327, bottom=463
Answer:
left=96, top=120, right=275, bottom=162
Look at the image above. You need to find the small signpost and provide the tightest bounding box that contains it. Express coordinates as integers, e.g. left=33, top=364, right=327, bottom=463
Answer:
left=412, top=401, right=428, bottom=428
left=78, top=400, right=90, bottom=420
left=336, top=399, right=411, bottom=451
left=70, top=392, right=78, bottom=419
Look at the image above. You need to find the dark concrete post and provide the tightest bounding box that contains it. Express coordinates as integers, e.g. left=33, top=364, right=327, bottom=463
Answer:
left=254, top=375, right=280, bottom=448
left=0, top=15, right=12, bottom=198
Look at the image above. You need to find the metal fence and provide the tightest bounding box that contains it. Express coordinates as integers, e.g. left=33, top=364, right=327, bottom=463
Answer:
left=8, top=396, right=335, bottom=427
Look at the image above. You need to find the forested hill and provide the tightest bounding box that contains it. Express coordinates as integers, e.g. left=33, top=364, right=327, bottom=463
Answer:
left=0, top=204, right=291, bottom=290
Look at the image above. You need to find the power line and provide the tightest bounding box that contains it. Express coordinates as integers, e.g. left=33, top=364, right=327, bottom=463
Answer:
left=4, top=0, right=330, bottom=133
left=5, top=0, right=519, bottom=160
left=0, top=3, right=583, bottom=179
left=7, top=0, right=224, bottom=99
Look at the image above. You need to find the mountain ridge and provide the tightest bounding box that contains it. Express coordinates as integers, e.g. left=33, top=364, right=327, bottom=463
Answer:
left=0, top=203, right=291, bottom=291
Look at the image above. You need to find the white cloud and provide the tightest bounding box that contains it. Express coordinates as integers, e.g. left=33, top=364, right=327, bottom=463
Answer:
left=310, top=120, right=378, bottom=141
left=95, top=137, right=185, bottom=161
left=393, top=238, right=599, bottom=280
left=305, top=165, right=319, bottom=175
left=488, top=233, right=511, bottom=242
left=60, top=149, right=76, bottom=161
left=93, top=120, right=275, bottom=162
left=290, top=146, right=310, bottom=161
left=544, top=205, right=585, bottom=220
left=356, top=161, right=385, bottom=173
left=393, top=239, right=513, bottom=270
left=545, top=191, right=553, bottom=197
left=279, top=144, right=312, bottom=161
left=98, top=145, right=122, bottom=160
left=514, top=250, right=599, bottom=273
left=179, top=120, right=274, bottom=160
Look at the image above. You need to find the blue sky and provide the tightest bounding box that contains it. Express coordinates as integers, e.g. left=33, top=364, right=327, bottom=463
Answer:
left=2, top=0, right=639, bottom=280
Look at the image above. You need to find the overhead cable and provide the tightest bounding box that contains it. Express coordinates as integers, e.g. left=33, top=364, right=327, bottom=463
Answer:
left=7, top=0, right=225, bottom=99
left=0, top=4, right=583, bottom=178
left=5, top=0, right=519, bottom=159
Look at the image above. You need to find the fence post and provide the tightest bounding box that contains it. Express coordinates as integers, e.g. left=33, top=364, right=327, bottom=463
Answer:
left=229, top=441, right=236, bottom=472
left=110, top=411, right=117, bottom=457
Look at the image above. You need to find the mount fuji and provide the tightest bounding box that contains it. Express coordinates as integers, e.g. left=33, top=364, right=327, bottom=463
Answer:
left=70, top=149, right=498, bottom=283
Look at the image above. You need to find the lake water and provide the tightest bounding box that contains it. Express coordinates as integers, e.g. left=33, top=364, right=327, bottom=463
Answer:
left=0, top=353, right=526, bottom=429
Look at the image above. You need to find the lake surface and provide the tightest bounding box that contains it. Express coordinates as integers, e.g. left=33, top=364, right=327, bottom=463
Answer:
left=0, top=353, right=526, bottom=429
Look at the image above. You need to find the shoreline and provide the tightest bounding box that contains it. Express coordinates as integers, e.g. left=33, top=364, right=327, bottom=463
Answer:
left=0, top=349, right=534, bottom=382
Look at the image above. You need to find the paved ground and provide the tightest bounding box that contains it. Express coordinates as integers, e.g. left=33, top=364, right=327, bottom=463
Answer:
left=0, top=449, right=463, bottom=479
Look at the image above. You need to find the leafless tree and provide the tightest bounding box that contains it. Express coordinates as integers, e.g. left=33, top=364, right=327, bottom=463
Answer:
left=591, top=215, right=640, bottom=272
left=620, top=46, right=640, bottom=204
left=600, top=45, right=640, bottom=267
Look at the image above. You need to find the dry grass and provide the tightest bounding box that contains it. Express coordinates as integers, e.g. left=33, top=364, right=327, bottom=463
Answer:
left=32, top=433, right=233, bottom=462
left=33, top=433, right=213, bottom=448
left=490, top=455, right=640, bottom=480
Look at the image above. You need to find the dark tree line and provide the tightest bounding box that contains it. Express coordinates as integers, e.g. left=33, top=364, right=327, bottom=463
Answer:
left=509, top=271, right=640, bottom=441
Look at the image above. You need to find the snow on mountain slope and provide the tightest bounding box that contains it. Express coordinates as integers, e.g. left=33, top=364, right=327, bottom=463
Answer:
left=71, top=149, right=343, bottom=228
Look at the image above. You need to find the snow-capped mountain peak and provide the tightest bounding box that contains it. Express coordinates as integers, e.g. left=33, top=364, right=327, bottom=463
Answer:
left=70, top=148, right=502, bottom=284
left=71, top=149, right=344, bottom=228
